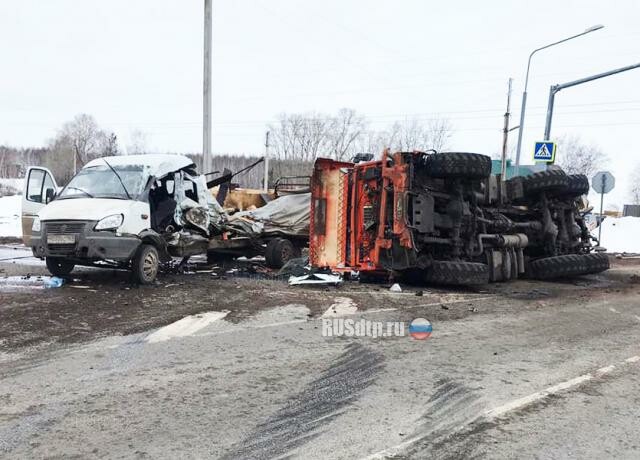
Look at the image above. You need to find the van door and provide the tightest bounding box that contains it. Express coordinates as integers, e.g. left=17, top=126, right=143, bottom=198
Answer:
left=21, top=167, right=58, bottom=245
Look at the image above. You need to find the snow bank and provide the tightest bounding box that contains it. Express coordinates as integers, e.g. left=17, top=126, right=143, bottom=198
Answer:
left=0, top=178, right=23, bottom=196
left=0, top=195, right=22, bottom=237
left=595, top=216, right=640, bottom=254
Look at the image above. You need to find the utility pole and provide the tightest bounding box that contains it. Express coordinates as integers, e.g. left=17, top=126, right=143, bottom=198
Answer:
left=501, top=78, right=513, bottom=189
left=203, top=0, right=213, bottom=173
left=263, top=131, right=270, bottom=192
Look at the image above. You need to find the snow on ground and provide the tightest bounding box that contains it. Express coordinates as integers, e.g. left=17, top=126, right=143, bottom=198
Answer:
left=595, top=216, right=640, bottom=254
left=0, top=195, right=22, bottom=237
left=0, top=245, right=42, bottom=266
left=0, top=178, right=23, bottom=193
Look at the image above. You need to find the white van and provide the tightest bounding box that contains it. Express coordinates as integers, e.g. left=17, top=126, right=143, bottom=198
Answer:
left=22, top=154, right=225, bottom=284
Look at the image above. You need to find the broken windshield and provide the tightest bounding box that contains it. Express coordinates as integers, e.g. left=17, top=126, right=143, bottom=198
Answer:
left=57, top=164, right=147, bottom=200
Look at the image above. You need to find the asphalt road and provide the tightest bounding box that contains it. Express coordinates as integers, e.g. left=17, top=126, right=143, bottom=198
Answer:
left=1, top=250, right=640, bottom=459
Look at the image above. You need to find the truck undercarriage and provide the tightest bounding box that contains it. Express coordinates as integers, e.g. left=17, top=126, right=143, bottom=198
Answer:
left=310, top=151, right=609, bottom=285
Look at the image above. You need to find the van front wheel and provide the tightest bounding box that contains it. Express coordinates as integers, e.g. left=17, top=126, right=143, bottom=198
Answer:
left=46, top=257, right=75, bottom=276
left=132, top=244, right=159, bottom=285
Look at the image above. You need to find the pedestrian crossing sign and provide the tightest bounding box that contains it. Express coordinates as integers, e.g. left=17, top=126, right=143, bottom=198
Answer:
left=533, top=141, right=556, bottom=163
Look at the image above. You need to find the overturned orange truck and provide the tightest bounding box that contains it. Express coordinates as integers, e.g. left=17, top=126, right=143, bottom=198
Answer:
left=309, top=150, right=609, bottom=285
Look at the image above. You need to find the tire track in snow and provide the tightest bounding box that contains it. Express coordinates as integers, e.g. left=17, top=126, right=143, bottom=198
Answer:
left=222, top=342, right=384, bottom=460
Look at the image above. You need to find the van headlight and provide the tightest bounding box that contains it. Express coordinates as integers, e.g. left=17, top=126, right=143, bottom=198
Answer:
left=94, top=214, right=124, bottom=231
left=32, top=217, right=41, bottom=232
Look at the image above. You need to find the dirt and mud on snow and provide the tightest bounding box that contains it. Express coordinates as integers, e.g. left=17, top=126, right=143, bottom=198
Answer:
left=2, top=246, right=639, bottom=355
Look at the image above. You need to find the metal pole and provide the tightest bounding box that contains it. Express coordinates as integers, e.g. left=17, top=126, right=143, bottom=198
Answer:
left=501, top=78, right=513, bottom=196
left=514, top=85, right=528, bottom=177
left=598, top=175, right=605, bottom=245
left=514, top=25, right=604, bottom=176
left=203, top=0, right=213, bottom=173
left=543, top=85, right=558, bottom=140
left=263, top=131, right=270, bottom=192
left=544, top=62, right=640, bottom=146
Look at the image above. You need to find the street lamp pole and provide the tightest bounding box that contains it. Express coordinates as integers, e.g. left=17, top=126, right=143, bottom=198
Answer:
left=203, top=0, right=213, bottom=173
left=513, top=24, right=604, bottom=176
left=543, top=62, right=640, bottom=141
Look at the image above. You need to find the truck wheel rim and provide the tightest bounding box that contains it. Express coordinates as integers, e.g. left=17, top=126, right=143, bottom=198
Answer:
left=281, top=246, right=292, bottom=261
left=143, top=251, right=158, bottom=280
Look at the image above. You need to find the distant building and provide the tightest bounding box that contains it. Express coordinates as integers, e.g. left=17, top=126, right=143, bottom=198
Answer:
left=490, top=159, right=545, bottom=179
left=623, top=204, right=640, bottom=217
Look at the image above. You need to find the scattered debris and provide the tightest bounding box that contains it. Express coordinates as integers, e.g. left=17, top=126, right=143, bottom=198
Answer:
left=278, top=257, right=311, bottom=277
left=44, top=277, right=65, bottom=288
left=441, top=304, right=449, bottom=310
left=289, top=273, right=342, bottom=286
left=389, top=283, right=402, bottom=292
left=468, top=306, right=479, bottom=313
left=415, top=290, right=424, bottom=296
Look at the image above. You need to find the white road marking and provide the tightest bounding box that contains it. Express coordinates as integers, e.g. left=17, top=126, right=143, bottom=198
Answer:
left=196, top=295, right=500, bottom=339
left=322, top=297, right=358, bottom=317
left=484, top=374, right=593, bottom=419
left=595, top=365, right=616, bottom=375
left=146, top=311, right=228, bottom=343
left=362, top=433, right=429, bottom=460
left=363, top=356, right=640, bottom=459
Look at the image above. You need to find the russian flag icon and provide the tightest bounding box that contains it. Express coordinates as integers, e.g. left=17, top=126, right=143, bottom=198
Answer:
left=409, top=318, right=432, bottom=340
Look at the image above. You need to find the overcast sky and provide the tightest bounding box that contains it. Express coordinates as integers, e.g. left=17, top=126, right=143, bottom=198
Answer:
left=1, top=0, right=639, bottom=207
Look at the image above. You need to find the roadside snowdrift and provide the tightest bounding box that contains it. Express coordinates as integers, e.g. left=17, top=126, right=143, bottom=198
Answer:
left=595, top=216, right=640, bottom=254
left=0, top=195, right=22, bottom=238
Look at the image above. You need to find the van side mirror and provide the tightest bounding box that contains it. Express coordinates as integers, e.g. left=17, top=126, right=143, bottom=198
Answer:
left=45, top=188, right=56, bottom=204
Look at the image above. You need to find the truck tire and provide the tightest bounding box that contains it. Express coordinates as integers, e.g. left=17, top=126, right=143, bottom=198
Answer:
left=45, top=257, right=75, bottom=276
left=423, top=152, right=492, bottom=179
left=527, top=254, right=587, bottom=280
left=583, top=252, right=610, bottom=274
left=564, top=174, right=590, bottom=197
left=424, top=260, right=490, bottom=286
left=520, top=169, right=569, bottom=195
left=265, top=238, right=300, bottom=269
left=131, top=244, right=159, bottom=285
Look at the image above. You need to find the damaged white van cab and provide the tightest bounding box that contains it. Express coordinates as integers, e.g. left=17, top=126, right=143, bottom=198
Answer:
left=22, top=154, right=226, bottom=284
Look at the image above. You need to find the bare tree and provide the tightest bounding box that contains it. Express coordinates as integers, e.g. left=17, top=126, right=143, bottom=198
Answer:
left=326, top=108, right=367, bottom=160
left=269, top=109, right=453, bottom=163
left=269, top=112, right=329, bottom=162
left=629, top=165, right=640, bottom=205
left=60, top=114, right=108, bottom=170
left=102, top=132, right=120, bottom=156
left=127, top=129, right=149, bottom=155
left=45, top=134, right=76, bottom=183
left=378, top=118, right=453, bottom=152
left=555, top=135, right=606, bottom=178
left=44, top=114, right=116, bottom=182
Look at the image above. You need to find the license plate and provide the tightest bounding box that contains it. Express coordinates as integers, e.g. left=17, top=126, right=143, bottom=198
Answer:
left=47, top=234, right=76, bottom=245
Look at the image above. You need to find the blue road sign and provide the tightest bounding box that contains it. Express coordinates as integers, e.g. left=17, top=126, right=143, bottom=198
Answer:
left=533, top=141, right=556, bottom=162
